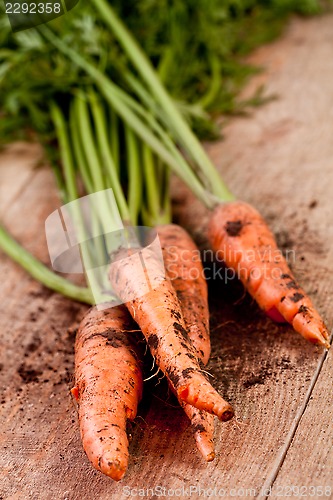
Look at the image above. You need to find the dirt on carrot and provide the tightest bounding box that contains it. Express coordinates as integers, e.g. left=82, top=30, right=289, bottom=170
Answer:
left=157, top=224, right=210, bottom=364
left=157, top=224, right=215, bottom=461
left=72, top=305, right=143, bottom=481
left=207, top=201, right=330, bottom=349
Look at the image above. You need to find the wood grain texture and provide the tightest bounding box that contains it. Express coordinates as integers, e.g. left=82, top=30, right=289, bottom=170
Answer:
left=271, top=346, right=333, bottom=495
left=1, top=13, right=333, bottom=500
left=0, top=143, right=42, bottom=216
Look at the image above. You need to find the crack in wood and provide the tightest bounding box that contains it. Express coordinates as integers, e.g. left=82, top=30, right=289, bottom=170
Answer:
left=260, top=330, right=333, bottom=498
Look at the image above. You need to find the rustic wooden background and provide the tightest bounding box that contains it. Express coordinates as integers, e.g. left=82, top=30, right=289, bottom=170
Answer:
left=1, top=13, right=332, bottom=500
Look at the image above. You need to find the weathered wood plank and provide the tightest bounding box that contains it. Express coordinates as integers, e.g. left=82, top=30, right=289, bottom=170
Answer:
left=270, top=346, right=333, bottom=496
left=0, top=162, right=89, bottom=499
left=0, top=143, right=43, bottom=216
left=1, top=12, right=333, bottom=500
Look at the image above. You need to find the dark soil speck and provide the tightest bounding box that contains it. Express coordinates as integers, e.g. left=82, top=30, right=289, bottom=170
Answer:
left=225, top=220, right=243, bottom=237
left=17, top=363, right=43, bottom=383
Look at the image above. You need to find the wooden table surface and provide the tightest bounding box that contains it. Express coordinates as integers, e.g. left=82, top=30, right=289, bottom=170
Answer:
left=1, top=13, right=333, bottom=500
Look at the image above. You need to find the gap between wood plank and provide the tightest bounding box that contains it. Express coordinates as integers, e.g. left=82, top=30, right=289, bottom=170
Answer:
left=260, top=331, right=333, bottom=498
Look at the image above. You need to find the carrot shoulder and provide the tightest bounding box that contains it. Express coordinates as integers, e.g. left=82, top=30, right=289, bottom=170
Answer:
left=157, top=224, right=215, bottom=461
left=109, top=247, right=234, bottom=422
left=208, top=201, right=330, bottom=348
left=72, top=306, right=143, bottom=480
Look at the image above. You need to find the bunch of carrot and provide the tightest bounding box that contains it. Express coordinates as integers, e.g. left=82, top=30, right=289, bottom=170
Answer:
left=0, top=0, right=330, bottom=482
left=70, top=203, right=329, bottom=480
left=62, top=85, right=328, bottom=480
left=73, top=224, right=234, bottom=480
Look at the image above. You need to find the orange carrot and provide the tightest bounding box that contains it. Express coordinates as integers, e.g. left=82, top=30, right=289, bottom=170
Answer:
left=72, top=306, right=143, bottom=480
left=157, top=224, right=210, bottom=364
left=208, top=201, right=330, bottom=349
left=157, top=224, right=215, bottom=461
left=109, top=247, right=234, bottom=421
left=181, top=403, right=215, bottom=462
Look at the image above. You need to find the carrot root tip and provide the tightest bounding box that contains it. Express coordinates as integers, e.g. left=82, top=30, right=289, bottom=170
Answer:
left=220, top=408, right=234, bottom=422
left=98, top=457, right=127, bottom=481
left=206, top=452, right=216, bottom=462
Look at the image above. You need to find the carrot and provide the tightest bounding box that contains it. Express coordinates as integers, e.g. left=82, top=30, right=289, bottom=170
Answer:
left=109, top=246, right=234, bottom=421
left=71, top=305, right=143, bottom=480
left=208, top=201, right=330, bottom=349
left=157, top=224, right=210, bottom=364
left=157, top=224, right=215, bottom=461
left=181, top=403, right=215, bottom=462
